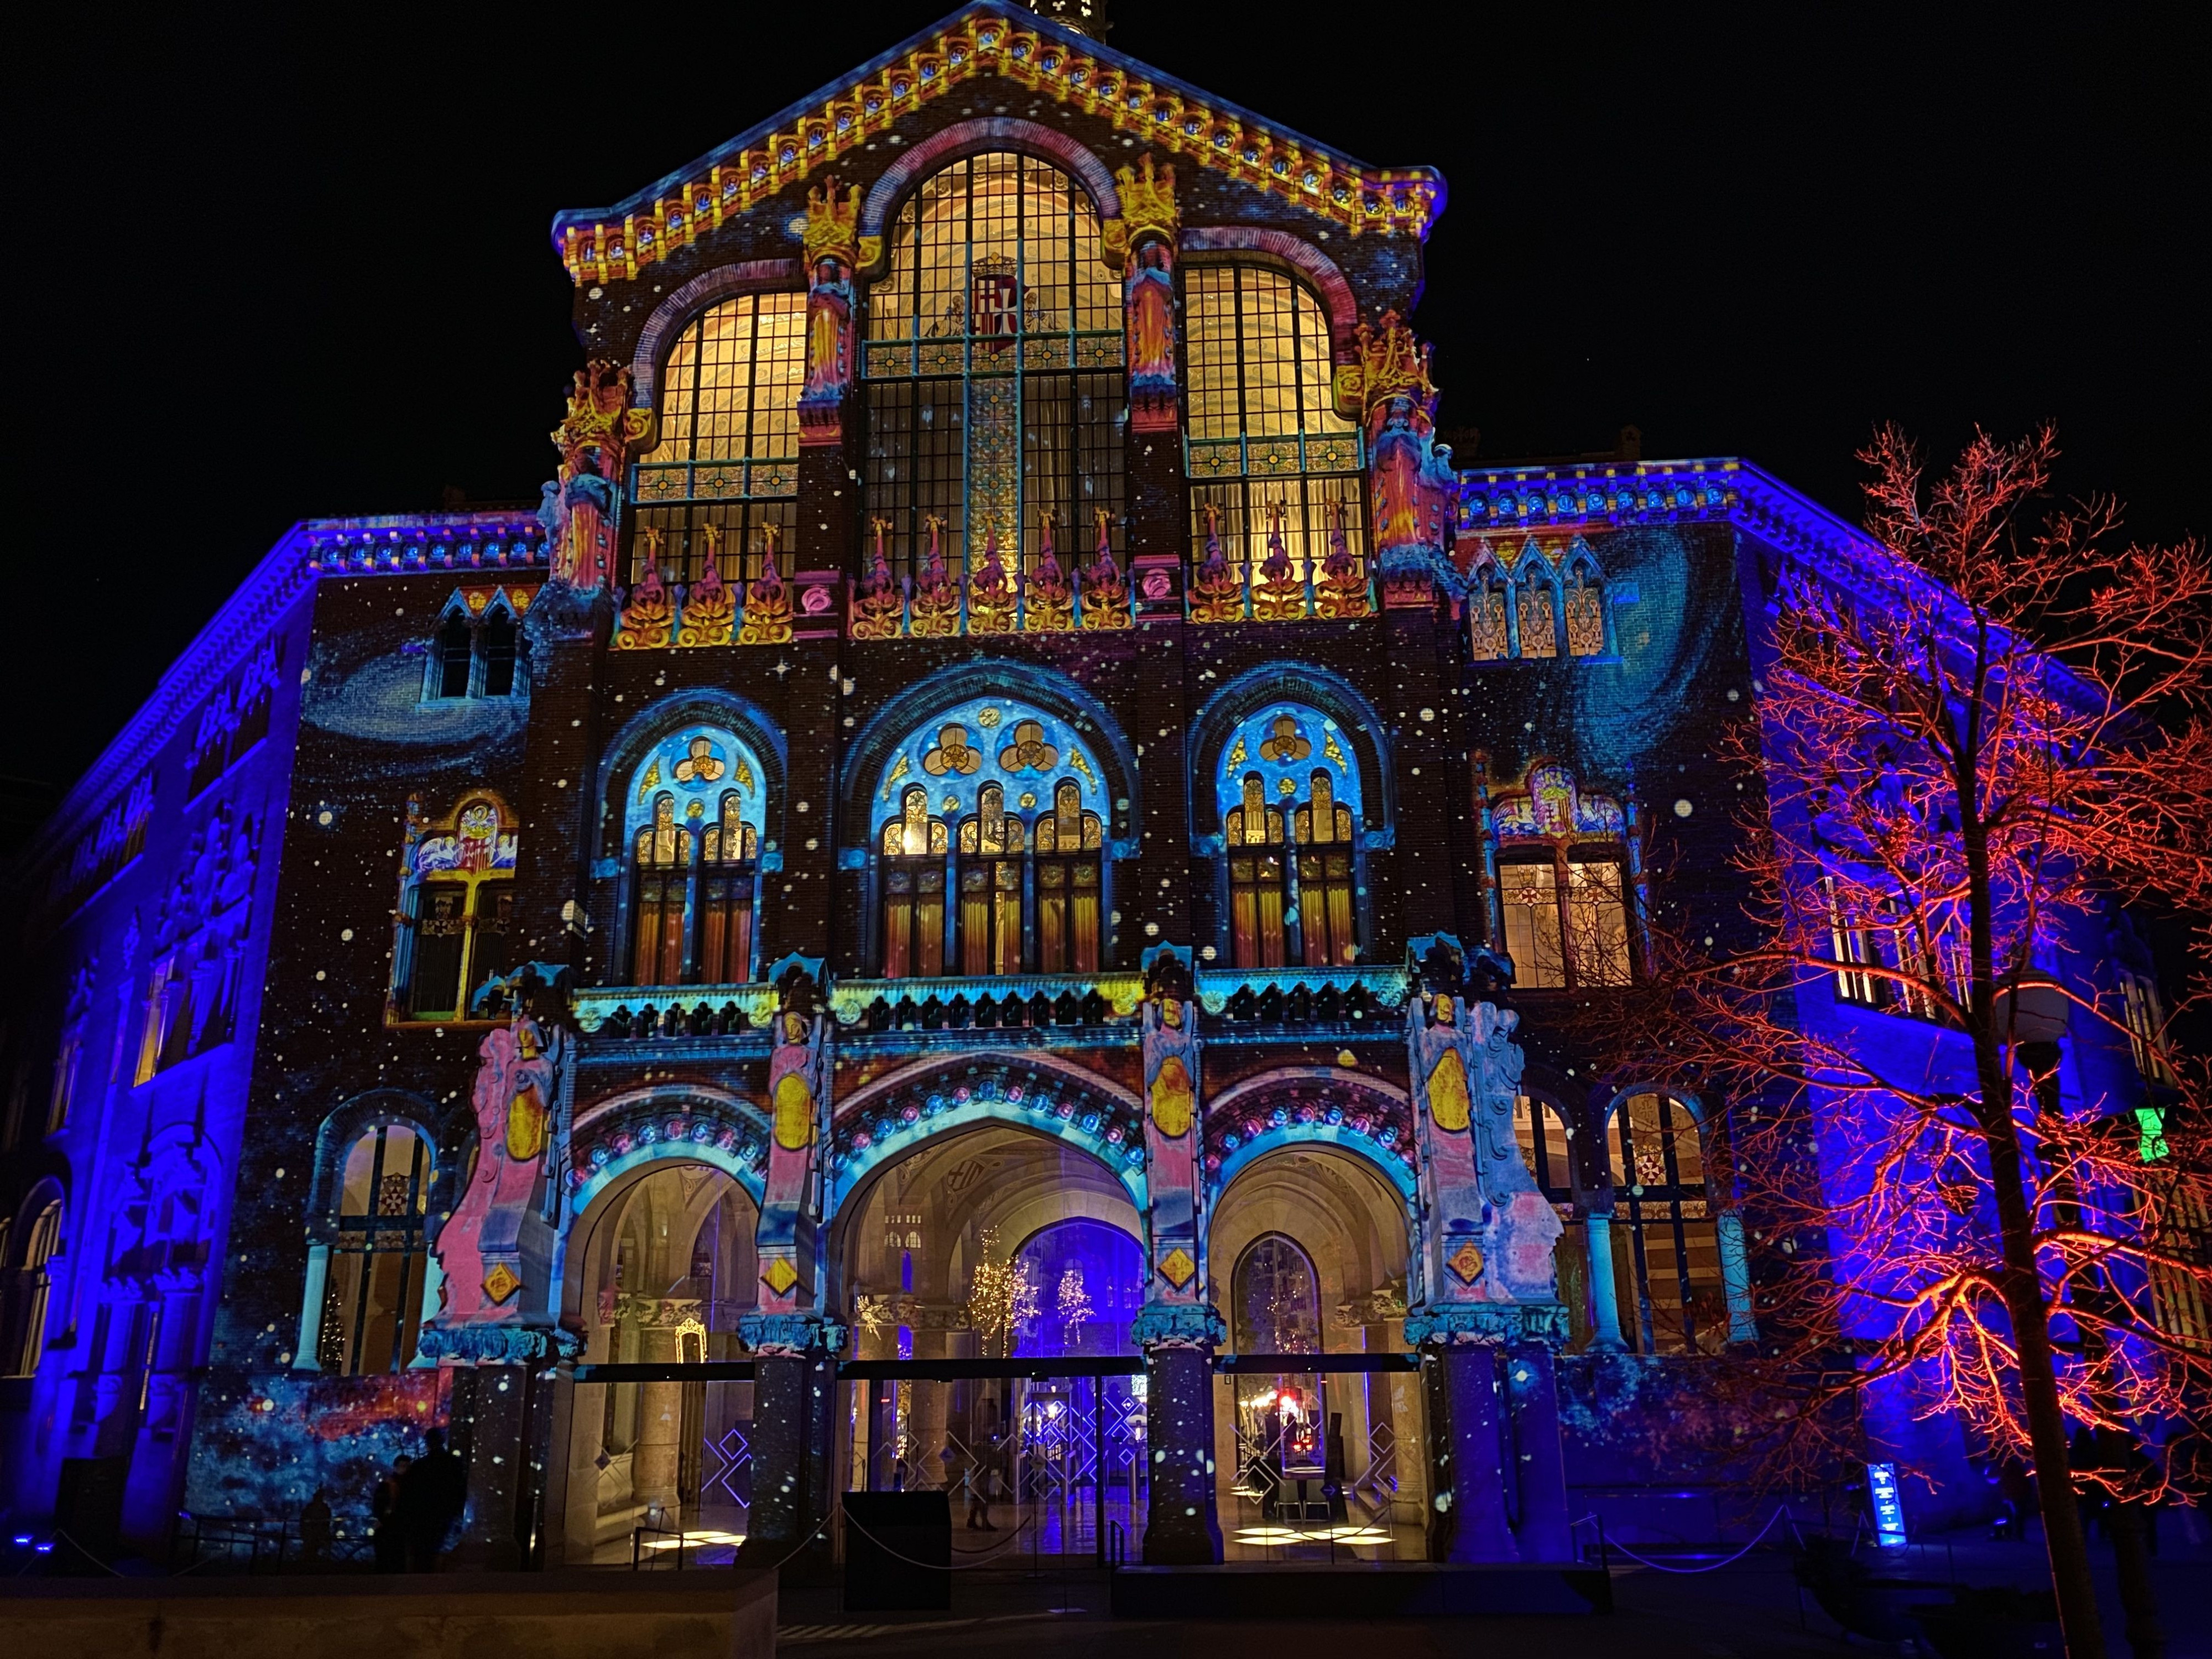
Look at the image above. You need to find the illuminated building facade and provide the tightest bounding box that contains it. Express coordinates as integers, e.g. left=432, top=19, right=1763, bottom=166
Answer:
left=0, top=3, right=2176, bottom=1568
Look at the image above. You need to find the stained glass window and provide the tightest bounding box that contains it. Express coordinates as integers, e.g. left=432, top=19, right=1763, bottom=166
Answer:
left=1183, top=265, right=1365, bottom=594
left=320, top=1125, right=429, bottom=1374
left=1515, top=1093, right=1590, bottom=1348
left=1606, top=1093, right=1725, bottom=1357
left=634, top=292, right=806, bottom=586
left=619, top=726, right=769, bottom=987
left=872, top=697, right=1107, bottom=977
left=394, top=796, right=518, bottom=1021
left=864, top=153, right=1126, bottom=596
left=1517, top=560, right=1560, bottom=658
left=1215, top=703, right=1365, bottom=968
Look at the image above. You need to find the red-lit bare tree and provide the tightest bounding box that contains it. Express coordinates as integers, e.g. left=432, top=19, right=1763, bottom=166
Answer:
left=1580, top=429, right=2212, bottom=1659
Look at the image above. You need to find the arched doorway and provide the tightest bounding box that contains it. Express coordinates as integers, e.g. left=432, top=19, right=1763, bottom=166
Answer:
left=1208, top=1141, right=1421, bottom=1557
left=828, top=1117, right=1145, bottom=1553
left=554, top=1156, right=760, bottom=1564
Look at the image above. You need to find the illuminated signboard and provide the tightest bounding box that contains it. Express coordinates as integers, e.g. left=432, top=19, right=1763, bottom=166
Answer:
left=1867, top=1462, right=1906, bottom=1547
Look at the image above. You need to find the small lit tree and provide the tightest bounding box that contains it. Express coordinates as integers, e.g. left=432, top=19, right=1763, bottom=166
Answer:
left=1057, top=1263, right=1093, bottom=1348
left=1582, top=429, right=2212, bottom=1659
left=966, top=1228, right=1039, bottom=1359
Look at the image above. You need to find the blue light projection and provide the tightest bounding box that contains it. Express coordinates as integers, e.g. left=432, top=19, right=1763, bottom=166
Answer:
left=872, top=696, right=1107, bottom=831
left=1212, top=702, right=1363, bottom=833
left=1014, top=1218, right=1144, bottom=1359
left=623, top=723, right=770, bottom=847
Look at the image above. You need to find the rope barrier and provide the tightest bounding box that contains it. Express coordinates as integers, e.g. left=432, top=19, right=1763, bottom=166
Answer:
left=1588, top=1505, right=1794, bottom=1574
left=840, top=1503, right=1044, bottom=1572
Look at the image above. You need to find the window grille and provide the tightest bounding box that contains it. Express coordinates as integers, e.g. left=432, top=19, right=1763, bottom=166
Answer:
left=319, top=1126, right=429, bottom=1374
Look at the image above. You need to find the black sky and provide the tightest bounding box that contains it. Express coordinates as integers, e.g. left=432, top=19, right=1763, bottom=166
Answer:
left=14, top=3, right=2206, bottom=800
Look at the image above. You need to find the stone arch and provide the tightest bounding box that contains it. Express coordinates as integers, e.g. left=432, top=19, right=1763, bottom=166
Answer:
left=1177, top=227, right=1359, bottom=357
left=1202, top=1067, right=1418, bottom=1210
left=595, top=688, right=789, bottom=864
left=826, top=1052, right=1146, bottom=1220
left=837, top=659, right=1140, bottom=855
left=857, top=117, right=1121, bottom=265
left=1187, top=661, right=1395, bottom=852
left=307, top=1087, right=451, bottom=1237
left=629, top=258, right=804, bottom=415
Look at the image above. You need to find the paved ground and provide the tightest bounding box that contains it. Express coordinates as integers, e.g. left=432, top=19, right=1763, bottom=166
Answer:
left=769, top=1520, right=2212, bottom=1659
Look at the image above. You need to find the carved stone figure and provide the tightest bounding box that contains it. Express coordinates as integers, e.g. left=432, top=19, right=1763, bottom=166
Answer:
left=432, top=1011, right=567, bottom=1324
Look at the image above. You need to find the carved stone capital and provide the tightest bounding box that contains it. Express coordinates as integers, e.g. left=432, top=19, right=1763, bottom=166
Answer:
left=1131, top=1300, right=1227, bottom=1351
left=1404, top=1301, right=1569, bottom=1349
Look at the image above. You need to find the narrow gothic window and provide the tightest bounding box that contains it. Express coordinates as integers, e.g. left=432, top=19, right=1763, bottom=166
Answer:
left=698, top=792, right=759, bottom=984
left=1032, top=780, right=1103, bottom=973
left=957, top=784, right=1026, bottom=976
left=7, top=1199, right=61, bottom=1377
left=880, top=786, right=948, bottom=978
left=1563, top=550, right=1605, bottom=656
left=1606, top=1093, right=1725, bottom=1357
left=436, top=613, right=475, bottom=697
left=615, top=725, right=770, bottom=988
left=320, top=1125, right=430, bottom=1374
left=479, top=608, right=519, bottom=697
left=1468, top=550, right=1510, bottom=661
left=1225, top=773, right=1288, bottom=968
left=1517, top=561, right=1559, bottom=658
left=1290, top=769, right=1357, bottom=968
left=632, top=794, right=691, bottom=986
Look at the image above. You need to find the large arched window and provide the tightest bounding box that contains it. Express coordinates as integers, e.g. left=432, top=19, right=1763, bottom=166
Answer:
left=1184, top=265, right=1365, bottom=614
left=6, top=1198, right=62, bottom=1378
left=633, top=293, right=805, bottom=588
left=622, top=726, right=769, bottom=986
left=318, top=1123, right=430, bottom=1374
left=1491, top=763, right=1632, bottom=990
left=871, top=700, right=1107, bottom=978
left=863, top=153, right=1125, bottom=598
left=1514, top=1093, right=1590, bottom=1347
left=392, top=795, right=519, bottom=1021
left=1214, top=704, right=1365, bottom=968
left=1606, top=1092, right=1725, bottom=1356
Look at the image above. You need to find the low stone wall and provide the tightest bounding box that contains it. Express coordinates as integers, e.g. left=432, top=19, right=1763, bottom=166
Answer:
left=0, top=1568, right=776, bottom=1659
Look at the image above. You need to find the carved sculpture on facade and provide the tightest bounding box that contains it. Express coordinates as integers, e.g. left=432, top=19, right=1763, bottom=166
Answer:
left=1079, top=507, right=1131, bottom=628
left=615, top=527, right=675, bottom=649
left=852, top=518, right=905, bottom=639
left=799, top=179, right=860, bottom=445
left=1115, top=155, right=1181, bottom=433
left=755, top=980, right=832, bottom=1323
left=1140, top=946, right=1205, bottom=1307
left=909, top=515, right=961, bottom=637
left=1406, top=973, right=1561, bottom=1311
left=549, top=359, right=651, bottom=590
left=676, top=523, right=735, bottom=647
left=429, top=1009, right=569, bottom=1333
left=737, top=525, right=794, bottom=646
left=1028, top=512, right=1074, bottom=631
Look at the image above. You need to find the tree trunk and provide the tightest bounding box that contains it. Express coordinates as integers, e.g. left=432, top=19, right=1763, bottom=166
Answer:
left=1980, top=1094, right=2107, bottom=1659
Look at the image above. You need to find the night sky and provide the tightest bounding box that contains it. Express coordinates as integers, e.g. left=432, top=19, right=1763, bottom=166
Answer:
left=15, top=3, right=2204, bottom=806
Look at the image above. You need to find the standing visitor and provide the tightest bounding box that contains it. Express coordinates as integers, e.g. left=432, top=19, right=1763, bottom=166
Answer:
left=372, top=1455, right=410, bottom=1572
left=398, top=1427, right=466, bottom=1570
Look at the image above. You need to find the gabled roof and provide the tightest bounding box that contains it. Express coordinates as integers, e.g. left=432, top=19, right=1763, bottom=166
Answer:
left=549, top=4, right=1445, bottom=288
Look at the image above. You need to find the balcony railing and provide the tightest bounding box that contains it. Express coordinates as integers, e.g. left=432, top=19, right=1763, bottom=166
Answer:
left=572, top=983, right=780, bottom=1039
left=833, top=973, right=1145, bottom=1031
left=1193, top=964, right=1412, bottom=1020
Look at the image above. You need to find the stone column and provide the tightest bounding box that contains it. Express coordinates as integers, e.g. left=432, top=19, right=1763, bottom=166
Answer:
left=1135, top=1304, right=1225, bottom=1564
left=632, top=1321, right=684, bottom=1517
left=735, top=1314, right=844, bottom=1575
left=1584, top=1210, right=1627, bottom=1350
left=1433, top=1342, right=1516, bottom=1562
left=1505, top=1342, right=1572, bottom=1561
